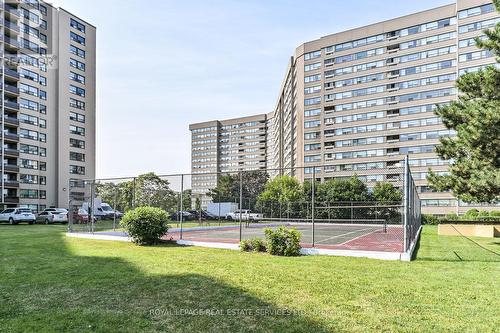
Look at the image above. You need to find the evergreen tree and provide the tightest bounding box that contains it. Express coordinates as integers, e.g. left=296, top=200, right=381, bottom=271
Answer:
left=428, top=1, right=500, bottom=203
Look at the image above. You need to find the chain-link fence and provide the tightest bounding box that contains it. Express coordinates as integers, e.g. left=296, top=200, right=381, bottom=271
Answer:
left=68, top=157, right=421, bottom=254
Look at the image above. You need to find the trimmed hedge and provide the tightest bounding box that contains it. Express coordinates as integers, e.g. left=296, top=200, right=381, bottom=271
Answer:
left=423, top=209, right=500, bottom=225
left=120, top=207, right=169, bottom=245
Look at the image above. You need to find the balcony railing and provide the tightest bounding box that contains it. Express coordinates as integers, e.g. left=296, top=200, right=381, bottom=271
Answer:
left=1, top=83, right=19, bottom=95
left=3, top=132, right=19, bottom=141
left=5, top=4, right=20, bottom=18
left=4, top=148, right=20, bottom=156
left=4, top=180, right=19, bottom=188
left=3, top=164, right=19, bottom=172
left=3, top=116, right=19, bottom=126
left=4, top=20, right=20, bottom=33
left=4, top=68, right=20, bottom=79
left=4, top=100, right=20, bottom=110
left=3, top=196, right=20, bottom=204
left=4, top=36, right=19, bottom=48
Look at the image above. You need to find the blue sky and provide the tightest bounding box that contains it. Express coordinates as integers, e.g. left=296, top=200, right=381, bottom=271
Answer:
left=53, top=0, right=453, bottom=178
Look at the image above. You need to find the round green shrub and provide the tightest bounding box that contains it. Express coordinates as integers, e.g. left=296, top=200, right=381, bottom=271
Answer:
left=464, top=209, right=480, bottom=219
left=264, top=227, right=301, bottom=257
left=120, top=207, right=169, bottom=245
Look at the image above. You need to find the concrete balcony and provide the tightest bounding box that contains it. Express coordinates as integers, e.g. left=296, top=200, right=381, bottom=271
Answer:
left=3, top=196, right=20, bottom=204
left=4, top=148, right=19, bottom=157
left=4, top=180, right=19, bottom=188
left=3, top=19, right=20, bottom=34
left=4, top=68, right=20, bottom=80
left=1, top=83, right=19, bottom=95
left=4, top=4, right=20, bottom=20
left=4, top=36, right=19, bottom=49
left=4, top=100, right=20, bottom=111
left=4, top=132, right=19, bottom=142
left=3, top=116, right=19, bottom=126
left=3, top=164, right=19, bottom=172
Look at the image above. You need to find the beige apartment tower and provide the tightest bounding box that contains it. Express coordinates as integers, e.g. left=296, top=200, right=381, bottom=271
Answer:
left=1, top=0, right=96, bottom=212
left=190, top=0, right=499, bottom=214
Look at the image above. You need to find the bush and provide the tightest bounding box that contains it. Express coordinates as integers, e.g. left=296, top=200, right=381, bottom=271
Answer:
left=251, top=238, right=266, bottom=253
left=120, top=207, right=169, bottom=245
left=264, top=227, right=301, bottom=257
left=490, top=210, right=500, bottom=218
left=240, top=239, right=252, bottom=252
left=422, top=214, right=439, bottom=225
left=239, top=238, right=266, bottom=253
left=463, top=209, right=480, bottom=219
left=444, top=213, right=459, bottom=221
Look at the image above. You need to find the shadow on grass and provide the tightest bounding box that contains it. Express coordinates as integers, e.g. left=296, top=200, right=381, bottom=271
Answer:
left=0, top=226, right=331, bottom=333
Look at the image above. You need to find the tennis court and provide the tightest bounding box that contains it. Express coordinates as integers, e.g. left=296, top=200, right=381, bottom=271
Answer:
left=167, top=220, right=404, bottom=252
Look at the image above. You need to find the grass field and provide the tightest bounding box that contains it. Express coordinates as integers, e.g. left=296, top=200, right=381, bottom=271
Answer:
left=0, top=225, right=498, bottom=333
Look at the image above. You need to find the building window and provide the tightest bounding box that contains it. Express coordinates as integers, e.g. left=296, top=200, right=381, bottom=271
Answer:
left=70, top=31, right=86, bottom=45
left=70, top=18, right=86, bottom=33
left=20, top=129, right=38, bottom=141
left=69, top=85, right=86, bottom=97
left=70, top=125, right=85, bottom=136
left=70, top=45, right=86, bottom=58
left=70, top=58, right=86, bottom=71
left=70, top=112, right=85, bottom=123
left=70, top=72, right=85, bottom=84
left=304, top=50, right=321, bottom=61
left=20, top=189, right=38, bottom=199
left=70, top=152, right=86, bottom=162
left=70, top=165, right=86, bottom=175
left=70, top=98, right=85, bottom=110
left=20, top=98, right=39, bottom=111
left=70, top=138, right=85, bottom=149
left=20, top=113, right=38, bottom=125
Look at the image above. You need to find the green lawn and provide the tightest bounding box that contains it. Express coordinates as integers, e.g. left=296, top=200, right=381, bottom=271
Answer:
left=0, top=226, right=498, bottom=333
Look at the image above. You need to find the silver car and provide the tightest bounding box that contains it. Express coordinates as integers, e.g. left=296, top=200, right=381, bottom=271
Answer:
left=37, top=210, right=69, bottom=224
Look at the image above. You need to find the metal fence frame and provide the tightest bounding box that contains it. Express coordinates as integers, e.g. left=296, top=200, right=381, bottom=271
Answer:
left=68, top=157, right=421, bottom=254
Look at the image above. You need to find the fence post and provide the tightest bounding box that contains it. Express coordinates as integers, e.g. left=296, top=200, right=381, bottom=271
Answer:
left=90, top=181, right=95, bottom=234
left=312, top=167, right=316, bottom=247
left=132, top=177, right=136, bottom=209
left=67, top=179, right=72, bottom=233
left=403, top=156, right=409, bottom=252
left=180, top=174, right=184, bottom=240
left=113, top=190, right=117, bottom=232
left=239, top=171, right=243, bottom=242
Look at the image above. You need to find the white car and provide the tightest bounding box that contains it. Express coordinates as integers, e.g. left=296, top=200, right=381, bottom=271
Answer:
left=42, top=208, right=69, bottom=215
left=37, top=210, right=69, bottom=224
left=225, top=210, right=263, bottom=222
left=0, top=208, right=36, bottom=225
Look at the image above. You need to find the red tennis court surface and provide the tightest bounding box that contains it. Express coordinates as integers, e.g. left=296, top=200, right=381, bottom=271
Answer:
left=164, top=223, right=404, bottom=253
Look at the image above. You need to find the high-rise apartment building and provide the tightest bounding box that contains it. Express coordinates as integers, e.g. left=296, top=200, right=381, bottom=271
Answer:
left=1, top=0, right=96, bottom=212
left=190, top=0, right=499, bottom=214
left=189, top=114, right=268, bottom=207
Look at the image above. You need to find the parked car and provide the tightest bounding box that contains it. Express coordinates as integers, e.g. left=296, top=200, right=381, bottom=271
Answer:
left=188, top=210, right=218, bottom=220
left=170, top=211, right=195, bottom=221
left=72, top=209, right=97, bottom=224
left=37, top=210, right=69, bottom=225
left=0, top=208, right=36, bottom=225
left=42, top=208, right=69, bottom=215
left=225, top=210, right=263, bottom=222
